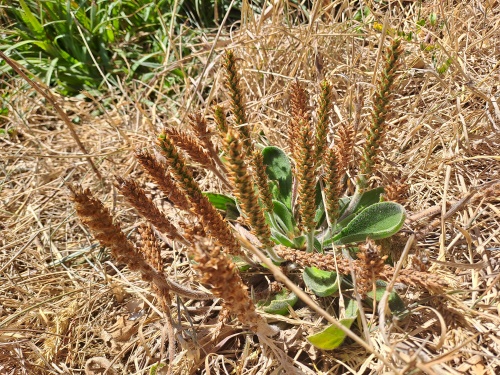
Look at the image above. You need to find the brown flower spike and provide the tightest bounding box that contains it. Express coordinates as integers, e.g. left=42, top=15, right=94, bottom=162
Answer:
left=192, top=239, right=275, bottom=336
left=157, top=131, right=243, bottom=256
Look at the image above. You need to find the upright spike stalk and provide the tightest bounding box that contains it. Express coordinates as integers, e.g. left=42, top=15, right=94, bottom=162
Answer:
left=341, top=39, right=403, bottom=221
left=223, top=130, right=282, bottom=262
left=296, top=118, right=317, bottom=252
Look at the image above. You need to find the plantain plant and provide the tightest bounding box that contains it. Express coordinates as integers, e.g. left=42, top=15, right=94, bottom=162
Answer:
left=71, top=39, right=447, bottom=357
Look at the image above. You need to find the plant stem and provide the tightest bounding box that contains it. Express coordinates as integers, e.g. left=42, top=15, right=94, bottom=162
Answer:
left=306, top=229, right=315, bottom=253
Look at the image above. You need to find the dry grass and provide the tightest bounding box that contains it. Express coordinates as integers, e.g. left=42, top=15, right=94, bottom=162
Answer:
left=1, top=1, right=499, bottom=374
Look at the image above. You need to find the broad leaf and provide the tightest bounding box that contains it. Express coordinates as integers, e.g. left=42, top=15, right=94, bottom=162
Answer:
left=262, top=290, right=298, bottom=315
left=333, top=202, right=406, bottom=244
left=262, top=147, right=292, bottom=209
left=270, top=228, right=295, bottom=248
left=303, top=267, right=339, bottom=297
left=203, top=193, right=240, bottom=219
left=271, top=200, right=295, bottom=236
left=307, top=299, right=358, bottom=350
left=336, top=187, right=385, bottom=229
left=366, top=281, right=406, bottom=316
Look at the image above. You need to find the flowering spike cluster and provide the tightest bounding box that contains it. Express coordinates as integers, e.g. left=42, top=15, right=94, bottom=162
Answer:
left=252, top=150, right=274, bottom=214
left=135, top=149, right=190, bottom=211
left=157, top=132, right=242, bottom=255
left=189, top=112, right=227, bottom=173
left=324, top=148, right=342, bottom=222
left=296, top=118, right=317, bottom=232
left=383, top=173, right=409, bottom=203
left=213, top=105, right=228, bottom=135
left=335, top=122, right=355, bottom=178
left=223, top=50, right=252, bottom=151
left=314, top=80, right=332, bottom=161
left=224, top=130, right=273, bottom=248
left=165, top=127, right=217, bottom=171
left=354, top=239, right=388, bottom=297
left=358, top=39, right=403, bottom=188
left=288, top=81, right=310, bottom=163
left=115, top=176, right=185, bottom=243
left=69, top=185, right=170, bottom=291
left=192, top=239, right=275, bottom=336
left=138, top=224, right=163, bottom=273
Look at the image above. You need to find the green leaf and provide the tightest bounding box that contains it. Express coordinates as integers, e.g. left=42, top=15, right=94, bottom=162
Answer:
left=366, top=281, right=406, bottom=316
left=270, top=228, right=295, bottom=248
left=335, top=187, right=385, bottom=229
left=307, top=317, right=356, bottom=350
left=18, top=0, right=46, bottom=40
left=262, top=290, right=298, bottom=315
left=271, top=200, right=295, bottom=235
left=232, top=256, right=250, bottom=272
left=429, top=12, right=438, bottom=26
left=303, top=267, right=339, bottom=297
left=203, top=192, right=239, bottom=220
left=333, top=202, right=406, bottom=244
left=262, top=146, right=292, bottom=209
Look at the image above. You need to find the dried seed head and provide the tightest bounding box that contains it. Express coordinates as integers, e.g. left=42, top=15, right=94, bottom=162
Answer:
left=135, top=149, right=191, bottom=211
left=224, top=130, right=273, bottom=248
left=358, top=39, right=403, bottom=188
left=191, top=239, right=275, bottom=336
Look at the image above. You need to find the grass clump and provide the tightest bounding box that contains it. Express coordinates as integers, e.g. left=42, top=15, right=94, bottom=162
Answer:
left=1, top=0, right=187, bottom=95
